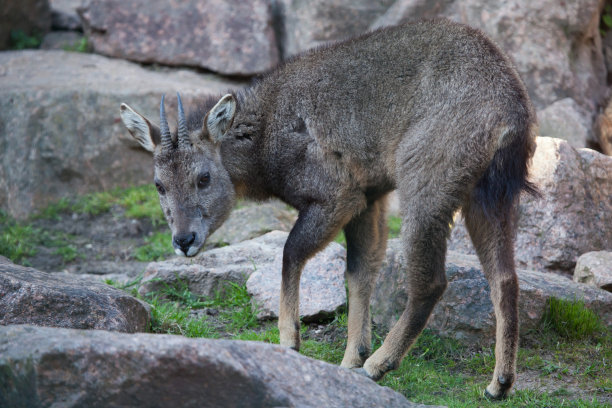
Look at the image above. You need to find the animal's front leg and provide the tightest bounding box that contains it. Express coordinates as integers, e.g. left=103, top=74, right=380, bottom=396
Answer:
left=278, top=204, right=348, bottom=351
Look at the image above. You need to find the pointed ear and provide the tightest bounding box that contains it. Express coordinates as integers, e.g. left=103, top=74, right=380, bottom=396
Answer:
left=204, top=94, right=236, bottom=143
left=119, top=103, right=161, bottom=152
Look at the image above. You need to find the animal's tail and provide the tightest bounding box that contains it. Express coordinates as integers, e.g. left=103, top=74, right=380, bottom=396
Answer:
left=473, top=122, right=540, bottom=218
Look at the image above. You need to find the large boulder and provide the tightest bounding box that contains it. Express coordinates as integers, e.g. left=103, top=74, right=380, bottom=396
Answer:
left=0, top=256, right=150, bottom=332
left=0, top=0, right=51, bottom=50
left=0, top=325, right=434, bottom=408
left=537, top=98, right=594, bottom=149
left=79, top=0, right=279, bottom=76
left=274, top=0, right=395, bottom=58
left=246, top=232, right=346, bottom=322
left=371, top=0, right=607, bottom=118
left=371, top=243, right=612, bottom=344
left=449, top=137, right=612, bottom=275
left=206, top=200, right=297, bottom=248
left=139, top=231, right=347, bottom=322
left=574, top=251, right=612, bottom=292
left=0, top=50, right=244, bottom=219
left=49, top=0, right=82, bottom=31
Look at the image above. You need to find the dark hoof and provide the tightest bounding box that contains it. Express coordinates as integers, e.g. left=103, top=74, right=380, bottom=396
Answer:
left=351, top=367, right=375, bottom=381
left=484, top=388, right=507, bottom=401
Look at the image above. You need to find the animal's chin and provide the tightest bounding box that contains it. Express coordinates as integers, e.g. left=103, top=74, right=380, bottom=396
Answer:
left=174, top=245, right=203, bottom=258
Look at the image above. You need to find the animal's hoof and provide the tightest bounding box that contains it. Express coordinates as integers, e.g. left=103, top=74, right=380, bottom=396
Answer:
left=484, top=386, right=508, bottom=401
left=351, top=367, right=374, bottom=381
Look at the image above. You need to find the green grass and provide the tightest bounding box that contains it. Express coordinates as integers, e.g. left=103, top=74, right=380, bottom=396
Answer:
left=0, top=210, right=78, bottom=264
left=133, top=231, right=173, bottom=262
left=0, top=219, right=39, bottom=263
left=10, top=30, right=41, bottom=50
left=62, top=37, right=90, bottom=53
left=35, top=184, right=164, bottom=223
left=542, top=297, right=604, bottom=340
left=107, top=275, right=612, bottom=407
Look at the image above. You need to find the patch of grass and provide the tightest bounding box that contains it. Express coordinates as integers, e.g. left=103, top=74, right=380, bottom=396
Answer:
left=541, top=297, right=603, bottom=340
left=133, top=231, right=173, bottom=262
left=233, top=325, right=280, bottom=344
left=0, top=210, right=82, bottom=265
left=62, top=37, right=90, bottom=53
left=0, top=215, right=39, bottom=263
left=34, top=185, right=164, bottom=224
left=118, top=185, right=165, bottom=225
left=10, top=30, right=41, bottom=50
left=602, top=3, right=612, bottom=35
left=388, top=215, right=402, bottom=238
left=215, top=282, right=260, bottom=333
left=104, top=276, right=143, bottom=297
left=147, top=295, right=218, bottom=338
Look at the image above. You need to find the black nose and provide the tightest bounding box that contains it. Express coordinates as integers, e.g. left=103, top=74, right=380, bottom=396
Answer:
left=174, top=232, right=195, bottom=253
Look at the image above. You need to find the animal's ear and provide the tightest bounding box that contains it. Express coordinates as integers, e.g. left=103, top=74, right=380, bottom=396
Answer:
left=204, top=94, right=236, bottom=143
left=119, top=103, right=161, bottom=153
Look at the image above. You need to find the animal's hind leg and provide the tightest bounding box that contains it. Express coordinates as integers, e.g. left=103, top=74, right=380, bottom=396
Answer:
left=340, top=196, right=389, bottom=369
left=362, top=189, right=456, bottom=380
left=464, top=201, right=519, bottom=399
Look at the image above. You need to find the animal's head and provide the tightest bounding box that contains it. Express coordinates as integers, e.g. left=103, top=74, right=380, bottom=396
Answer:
left=120, top=93, right=237, bottom=257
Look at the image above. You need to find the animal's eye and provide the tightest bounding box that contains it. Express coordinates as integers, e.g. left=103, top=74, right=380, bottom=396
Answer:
left=155, top=181, right=166, bottom=195
left=197, top=172, right=210, bottom=189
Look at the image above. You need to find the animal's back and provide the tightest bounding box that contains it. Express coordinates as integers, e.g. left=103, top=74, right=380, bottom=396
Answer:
left=258, top=19, right=535, bottom=198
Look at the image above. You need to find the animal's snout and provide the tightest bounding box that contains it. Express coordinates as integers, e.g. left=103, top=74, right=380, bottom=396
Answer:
left=174, top=232, right=196, bottom=255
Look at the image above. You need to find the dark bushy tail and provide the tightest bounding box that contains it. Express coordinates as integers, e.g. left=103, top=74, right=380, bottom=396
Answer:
left=473, top=123, right=540, bottom=218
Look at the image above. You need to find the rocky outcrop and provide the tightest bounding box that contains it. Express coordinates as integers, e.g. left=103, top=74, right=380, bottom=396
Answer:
left=274, top=0, right=394, bottom=58
left=49, top=0, right=82, bottom=31
left=0, top=325, right=434, bottom=408
left=371, top=0, right=607, bottom=120
left=139, top=231, right=346, bottom=322
left=79, top=0, right=279, bottom=76
left=0, top=256, right=150, bottom=332
left=574, top=251, right=612, bottom=292
left=0, top=0, right=51, bottom=50
left=245, top=232, right=346, bottom=322
left=206, top=200, right=297, bottom=248
left=371, top=243, right=612, bottom=344
left=450, top=137, right=612, bottom=275
left=0, top=50, right=244, bottom=219
left=537, top=98, right=594, bottom=149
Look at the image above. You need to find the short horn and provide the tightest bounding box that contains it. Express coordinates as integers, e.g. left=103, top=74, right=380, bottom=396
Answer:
left=160, top=94, right=173, bottom=150
left=177, top=92, right=189, bottom=147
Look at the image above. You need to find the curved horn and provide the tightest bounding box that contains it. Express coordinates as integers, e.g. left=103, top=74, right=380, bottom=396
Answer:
left=159, top=94, right=173, bottom=150
left=177, top=92, right=189, bottom=147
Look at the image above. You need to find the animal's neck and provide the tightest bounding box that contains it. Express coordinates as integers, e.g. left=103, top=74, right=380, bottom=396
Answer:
left=219, top=89, right=272, bottom=201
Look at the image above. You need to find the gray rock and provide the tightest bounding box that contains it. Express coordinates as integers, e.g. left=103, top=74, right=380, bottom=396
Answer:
left=274, top=0, right=394, bottom=58
left=246, top=232, right=346, bottom=322
left=40, top=31, right=86, bottom=50
left=371, top=243, right=612, bottom=344
left=50, top=0, right=83, bottom=30
left=537, top=98, right=593, bottom=149
left=138, top=232, right=290, bottom=299
left=0, top=50, right=244, bottom=219
left=574, top=251, right=612, bottom=292
left=449, top=137, right=612, bottom=275
left=206, top=200, right=297, bottom=248
left=0, top=0, right=51, bottom=50
left=371, top=0, right=607, bottom=117
left=0, top=325, right=433, bottom=408
left=79, top=0, right=279, bottom=76
left=140, top=231, right=347, bottom=322
left=0, top=256, right=150, bottom=332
